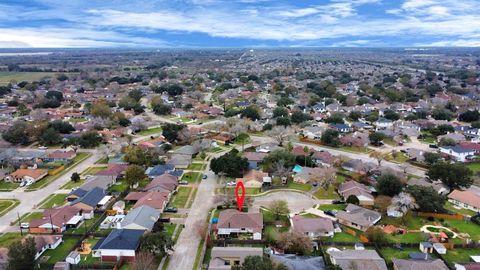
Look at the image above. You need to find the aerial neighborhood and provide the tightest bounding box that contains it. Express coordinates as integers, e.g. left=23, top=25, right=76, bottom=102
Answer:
left=0, top=48, right=479, bottom=270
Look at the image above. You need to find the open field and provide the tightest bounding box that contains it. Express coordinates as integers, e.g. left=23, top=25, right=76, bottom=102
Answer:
left=0, top=72, right=58, bottom=85
left=0, top=199, right=20, bottom=217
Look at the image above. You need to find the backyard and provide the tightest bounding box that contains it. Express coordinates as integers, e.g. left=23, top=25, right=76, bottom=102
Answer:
left=41, top=237, right=81, bottom=264
left=137, top=127, right=162, bottom=136
left=169, top=187, right=192, bottom=208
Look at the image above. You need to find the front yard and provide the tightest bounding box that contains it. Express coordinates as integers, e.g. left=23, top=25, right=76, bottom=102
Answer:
left=313, top=186, right=340, bottom=199
left=169, top=187, right=192, bottom=208
left=187, top=163, right=206, bottom=171
left=0, top=199, right=20, bottom=217
left=181, top=172, right=202, bottom=183
left=0, top=181, right=19, bottom=192
left=287, top=181, right=312, bottom=192
left=39, top=194, right=67, bottom=209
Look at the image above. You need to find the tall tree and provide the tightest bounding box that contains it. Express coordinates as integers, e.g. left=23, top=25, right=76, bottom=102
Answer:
left=139, top=232, right=173, bottom=257
left=377, top=174, right=404, bottom=197
left=7, top=237, right=36, bottom=270
left=269, top=200, right=290, bottom=220
left=125, top=165, right=146, bottom=188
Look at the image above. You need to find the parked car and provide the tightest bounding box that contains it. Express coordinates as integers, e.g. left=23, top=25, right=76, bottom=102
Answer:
left=332, top=200, right=345, bottom=204
left=202, top=174, right=207, bottom=180
left=25, top=180, right=34, bottom=186
left=19, top=181, right=26, bottom=187
left=38, top=146, right=48, bottom=150
left=20, top=222, right=29, bottom=229
left=179, top=181, right=188, bottom=185
left=159, top=218, right=171, bottom=223
left=226, top=181, right=236, bottom=186
left=429, top=144, right=438, bottom=149
left=324, top=210, right=337, bottom=217
left=164, top=207, right=178, bottom=213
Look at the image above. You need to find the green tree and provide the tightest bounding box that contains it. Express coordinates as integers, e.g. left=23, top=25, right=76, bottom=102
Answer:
left=7, top=237, right=36, bottom=270
left=423, top=152, right=440, bottom=165
left=348, top=111, right=362, bottom=121
left=321, top=129, right=340, bottom=147
left=273, top=107, right=288, bottom=118
left=369, top=132, right=386, bottom=145
left=324, top=113, right=344, bottom=124
left=124, top=145, right=147, bottom=165
left=264, top=149, right=296, bottom=171
left=210, top=149, right=249, bottom=178
left=427, top=162, right=473, bottom=189
left=276, top=116, right=291, bottom=127
left=277, top=97, right=294, bottom=107
left=90, top=100, right=112, bottom=118
left=152, top=104, right=172, bottom=115
left=48, top=120, right=75, bottom=134
left=269, top=200, right=289, bottom=220
left=39, top=128, right=61, bottom=146
left=407, top=185, right=446, bottom=212
left=139, top=232, right=173, bottom=257
left=241, top=106, right=260, bottom=121
left=459, top=110, right=480, bottom=122
left=77, top=131, right=103, bottom=148
left=291, top=111, right=312, bottom=124
left=2, top=121, right=30, bottom=145
left=377, top=174, right=403, bottom=197
left=346, top=195, right=360, bottom=205
left=162, top=124, right=186, bottom=143
left=366, top=227, right=387, bottom=243
left=232, top=256, right=287, bottom=270
left=125, top=165, right=146, bottom=188
left=71, top=172, right=80, bottom=182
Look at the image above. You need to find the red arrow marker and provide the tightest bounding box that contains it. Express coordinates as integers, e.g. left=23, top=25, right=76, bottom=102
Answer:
left=235, top=181, right=245, bottom=211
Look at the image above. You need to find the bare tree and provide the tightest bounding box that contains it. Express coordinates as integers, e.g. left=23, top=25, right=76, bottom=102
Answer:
left=312, top=167, right=337, bottom=189
left=131, top=252, right=156, bottom=270
left=130, top=116, right=147, bottom=131
left=390, top=192, right=418, bottom=215
left=369, top=151, right=386, bottom=167
left=177, top=127, right=193, bottom=144
left=277, top=231, right=313, bottom=255
left=272, top=160, right=290, bottom=180
left=267, top=126, right=294, bottom=146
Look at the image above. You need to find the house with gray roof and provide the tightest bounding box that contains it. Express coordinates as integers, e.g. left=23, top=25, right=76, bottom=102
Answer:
left=120, top=205, right=160, bottom=231
left=336, top=204, right=381, bottom=232
left=209, top=247, right=263, bottom=270
left=393, top=259, right=449, bottom=270
left=328, top=249, right=387, bottom=270
left=92, top=229, right=144, bottom=262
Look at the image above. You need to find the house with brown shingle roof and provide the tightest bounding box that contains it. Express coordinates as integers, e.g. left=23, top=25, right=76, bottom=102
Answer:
left=243, top=152, right=267, bottom=170
left=29, top=206, right=83, bottom=234
left=312, top=151, right=339, bottom=167
left=144, top=173, right=178, bottom=193
left=6, top=168, right=48, bottom=183
left=448, top=186, right=480, bottom=214
left=217, top=209, right=263, bottom=240
left=129, top=191, right=170, bottom=211
left=236, top=170, right=269, bottom=188
left=45, top=150, right=76, bottom=162
left=291, top=215, right=334, bottom=238
left=338, top=180, right=374, bottom=206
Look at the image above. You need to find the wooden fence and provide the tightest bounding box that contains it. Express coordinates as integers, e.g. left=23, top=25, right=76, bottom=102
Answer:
left=417, top=212, right=465, bottom=221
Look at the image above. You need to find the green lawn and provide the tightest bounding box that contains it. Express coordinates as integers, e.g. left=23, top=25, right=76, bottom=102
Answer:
left=165, top=223, right=176, bottom=239
left=383, top=137, right=397, bottom=146
left=467, top=163, right=480, bottom=173
left=313, top=186, right=340, bottom=199
left=420, top=132, right=436, bottom=144
left=442, top=248, right=480, bottom=267
left=78, top=238, right=101, bottom=265
left=69, top=117, right=87, bottom=123
left=387, top=152, right=410, bottom=163
left=0, top=199, right=20, bottom=217
left=444, top=220, right=480, bottom=240
left=39, top=194, right=67, bottom=209
left=0, top=181, right=19, bottom=191
left=265, top=225, right=289, bottom=241
left=61, top=180, right=85, bottom=190
left=81, top=166, right=107, bottom=176
left=386, top=232, right=428, bottom=244
left=187, top=163, right=205, bottom=171
left=170, top=187, right=192, bottom=208
left=261, top=208, right=289, bottom=224
left=330, top=232, right=360, bottom=243
left=27, top=152, right=91, bottom=191
left=0, top=233, right=23, bottom=247
left=287, top=181, right=312, bottom=192
left=0, top=72, right=58, bottom=85
left=69, top=214, right=104, bottom=234
left=107, top=181, right=129, bottom=193
left=340, top=146, right=372, bottom=154
left=42, top=237, right=80, bottom=264
left=181, top=172, right=202, bottom=183
left=14, top=212, right=44, bottom=225
left=444, top=201, right=478, bottom=216
left=137, top=127, right=163, bottom=136
left=378, top=213, right=426, bottom=230
left=336, top=174, right=347, bottom=183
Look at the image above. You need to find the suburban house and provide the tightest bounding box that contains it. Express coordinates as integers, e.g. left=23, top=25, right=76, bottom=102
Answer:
left=127, top=191, right=170, bottom=211
left=330, top=123, right=351, bottom=133
left=32, top=235, right=63, bottom=260
left=375, top=118, right=393, bottom=130
left=166, top=154, right=192, bottom=169
left=393, top=259, right=449, bottom=270
left=144, top=173, right=178, bottom=193
left=45, top=150, right=76, bottom=162
left=208, top=247, right=263, bottom=270
left=29, top=206, right=83, bottom=234
left=439, top=146, right=475, bottom=162
left=336, top=204, right=381, bottom=231
left=120, top=205, right=160, bottom=231
left=243, top=152, right=267, bottom=170
left=407, top=179, right=450, bottom=195
left=236, top=170, right=269, bottom=188
left=338, top=180, right=374, bottom=206
left=293, top=167, right=323, bottom=184
left=146, top=164, right=178, bottom=179
left=328, top=249, right=388, bottom=270
left=70, top=187, right=110, bottom=219
left=92, top=229, right=145, bottom=262
left=291, top=215, right=335, bottom=238
left=448, top=186, right=480, bottom=214
left=5, top=168, right=48, bottom=183
left=216, top=209, right=263, bottom=240
left=67, top=175, right=116, bottom=201
left=312, top=151, right=340, bottom=167
left=95, top=164, right=128, bottom=180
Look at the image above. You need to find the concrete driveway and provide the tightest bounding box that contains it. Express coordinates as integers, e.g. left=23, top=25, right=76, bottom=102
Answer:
left=250, top=191, right=319, bottom=214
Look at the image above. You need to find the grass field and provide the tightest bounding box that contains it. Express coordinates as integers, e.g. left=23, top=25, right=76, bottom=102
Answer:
left=0, top=181, right=19, bottom=192
left=0, top=72, right=58, bottom=85
left=170, top=187, right=192, bottom=208
left=42, top=237, right=80, bottom=264
left=181, top=172, right=202, bottom=183
left=0, top=199, right=20, bottom=217
left=39, top=194, right=67, bottom=209
left=137, top=127, right=162, bottom=136
left=329, top=232, right=360, bottom=242
left=61, top=179, right=85, bottom=190
left=0, top=233, right=23, bottom=247
left=444, top=201, right=478, bottom=216
left=187, top=163, right=205, bottom=171
left=287, top=181, right=312, bottom=192
left=467, top=163, right=480, bottom=173
left=107, top=181, right=129, bottom=193
left=380, top=247, right=437, bottom=264
left=81, top=165, right=107, bottom=176
left=442, top=248, right=480, bottom=267
left=313, top=186, right=340, bottom=199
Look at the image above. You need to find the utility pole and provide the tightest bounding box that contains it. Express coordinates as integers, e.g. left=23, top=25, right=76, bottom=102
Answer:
left=50, top=214, right=54, bottom=234
left=17, top=212, right=22, bottom=236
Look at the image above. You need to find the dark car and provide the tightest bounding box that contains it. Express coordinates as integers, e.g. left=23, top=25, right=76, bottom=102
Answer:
left=202, top=174, right=208, bottom=180
left=332, top=200, right=345, bottom=204
left=159, top=218, right=171, bottom=223
left=164, top=207, right=178, bottom=213
left=429, top=144, right=438, bottom=149
left=324, top=210, right=337, bottom=217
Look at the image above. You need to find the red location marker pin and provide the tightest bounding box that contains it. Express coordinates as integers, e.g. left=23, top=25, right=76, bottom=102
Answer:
left=235, top=181, right=246, bottom=211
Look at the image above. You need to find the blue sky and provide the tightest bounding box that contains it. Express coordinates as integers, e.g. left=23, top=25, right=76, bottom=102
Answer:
left=0, top=0, right=479, bottom=48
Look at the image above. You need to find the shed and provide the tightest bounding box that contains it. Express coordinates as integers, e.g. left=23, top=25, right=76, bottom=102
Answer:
left=433, top=243, right=447, bottom=255
left=66, top=251, right=80, bottom=265
left=419, top=242, right=433, bottom=253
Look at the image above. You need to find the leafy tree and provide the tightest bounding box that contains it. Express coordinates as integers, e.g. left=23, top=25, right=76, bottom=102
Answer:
left=77, top=131, right=103, bottom=148
left=431, top=107, right=452, bottom=121
left=269, top=200, right=289, bottom=220
left=348, top=111, right=362, bottom=121
left=459, top=110, right=480, bottom=122
left=369, top=132, right=385, bottom=145
left=273, top=107, right=288, bottom=118
left=124, top=145, right=148, bottom=165
left=427, top=162, right=473, bottom=189
left=2, top=121, right=30, bottom=145
left=291, top=111, right=312, bottom=124
left=162, top=124, right=186, bottom=143
left=210, top=149, right=248, bottom=178
left=321, top=129, right=340, bottom=147
left=277, top=97, right=294, bottom=107
left=45, top=90, right=63, bottom=101
left=232, top=256, right=287, bottom=270
left=7, top=237, right=36, bottom=270
left=152, top=104, right=172, bottom=115
left=48, top=120, right=75, bottom=134
left=128, top=89, right=144, bottom=102
left=438, top=138, right=456, bottom=146
left=423, top=152, right=441, bottom=165
left=264, top=149, right=296, bottom=170
left=366, top=227, right=387, bottom=243
left=241, top=106, right=260, bottom=121
left=276, top=116, right=291, bottom=127
left=156, top=84, right=183, bottom=96
left=225, top=108, right=242, bottom=117
left=0, top=85, right=11, bottom=97
left=125, top=165, right=146, bottom=188
left=429, top=124, right=454, bottom=136
left=139, top=232, right=173, bottom=257
left=39, top=128, right=61, bottom=146
left=346, top=195, right=360, bottom=205
left=324, top=113, right=344, bottom=124
left=377, top=174, right=403, bottom=196
left=235, top=133, right=250, bottom=151
left=407, top=185, right=446, bottom=212
left=383, top=109, right=400, bottom=121
left=90, top=101, right=112, bottom=118
left=71, top=172, right=80, bottom=182
left=56, top=74, right=69, bottom=81
left=277, top=231, right=312, bottom=255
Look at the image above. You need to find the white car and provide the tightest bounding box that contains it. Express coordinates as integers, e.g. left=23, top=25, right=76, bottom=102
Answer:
left=20, top=222, right=29, bottom=229
left=25, top=180, right=34, bottom=186
left=38, top=146, right=48, bottom=150
left=19, top=181, right=26, bottom=187
left=226, top=181, right=236, bottom=186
